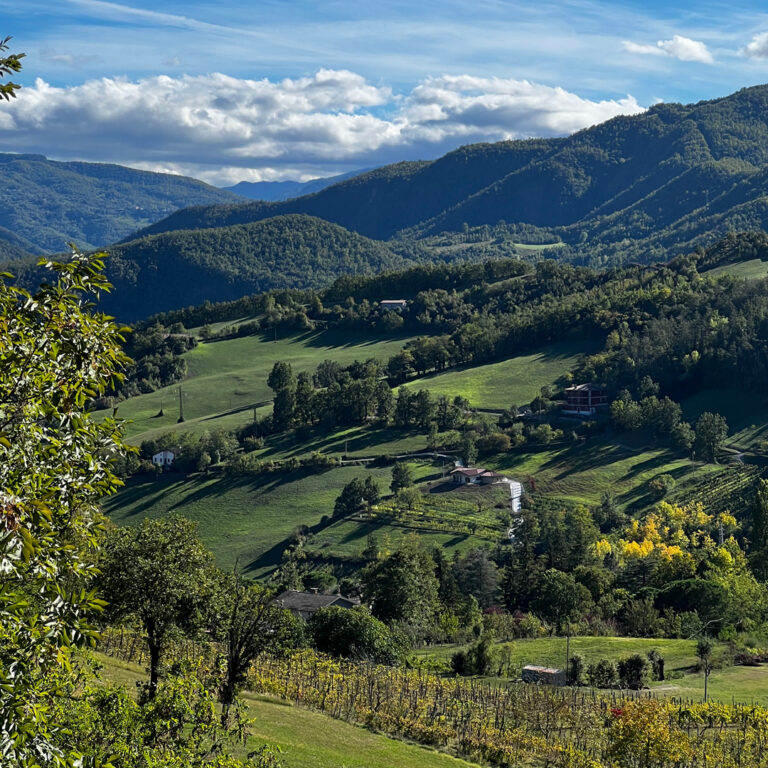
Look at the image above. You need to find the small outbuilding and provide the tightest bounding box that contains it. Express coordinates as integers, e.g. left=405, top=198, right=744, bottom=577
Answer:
left=521, top=665, right=566, bottom=687
left=379, top=299, right=408, bottom=310
left=152, top=449, right=175, bottom=469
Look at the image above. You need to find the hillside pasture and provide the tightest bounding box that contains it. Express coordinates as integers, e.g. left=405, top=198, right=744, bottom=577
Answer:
left=705, top=259, right=768, bottom=280
left=104, top=328, right=416, bottom=441
left=404, top=340, right=592, bottom=410
left=488, top=440, right=727, bottom=514
left=103, top=460, right=449, bottom=576
left=681, top=387, right=768, bottom=452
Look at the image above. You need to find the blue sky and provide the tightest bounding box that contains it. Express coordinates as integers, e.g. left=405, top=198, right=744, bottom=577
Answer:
left=3, top=1, right=768, bottom=183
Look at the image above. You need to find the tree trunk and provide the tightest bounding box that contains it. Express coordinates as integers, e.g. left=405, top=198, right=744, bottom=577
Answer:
left=148, top=636, right=161, bottom=699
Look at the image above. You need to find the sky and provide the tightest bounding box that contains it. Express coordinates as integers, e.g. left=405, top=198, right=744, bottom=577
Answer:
left=3, top=1, right=768, bottom=185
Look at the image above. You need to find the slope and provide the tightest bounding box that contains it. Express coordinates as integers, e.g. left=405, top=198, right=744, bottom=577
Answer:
left=131, top=84, right=768, bottom=264
left=94, top=215, right=409, bottom=321
left=0, top=153, right=242, bottom=254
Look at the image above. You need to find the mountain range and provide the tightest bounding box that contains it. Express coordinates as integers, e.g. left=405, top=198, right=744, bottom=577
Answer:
left=222, top=169, right=371, bottom=201
left=7, top=84, right=768, bottom=321
left=0, top=153, right=242, bottom=258
left=133, top=84, right=768, bottom=265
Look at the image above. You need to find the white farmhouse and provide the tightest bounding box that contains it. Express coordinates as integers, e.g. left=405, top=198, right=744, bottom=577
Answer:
left=152, top=450, right=175, bottom=469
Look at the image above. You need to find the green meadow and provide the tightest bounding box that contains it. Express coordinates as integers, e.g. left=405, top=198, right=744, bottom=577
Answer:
left=103, top=460, right=465, bottom=577
left=404, top=340, right=592, bottom=409
left=681, top=388, right=768, bottom=452
left=487, top=440, right=726, bottom=513
left=106, top=328, right=416, bottom=441
left=705, top=258, right=768, bottom=280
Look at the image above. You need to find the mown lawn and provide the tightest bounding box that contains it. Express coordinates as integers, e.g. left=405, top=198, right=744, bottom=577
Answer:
left=416, top=636, right=768, bottom=705
left=102, top=328, right=416, bottom=442
left=404, top=340, right=591, bottom=410
left=418, top=637, right=701, bottom=672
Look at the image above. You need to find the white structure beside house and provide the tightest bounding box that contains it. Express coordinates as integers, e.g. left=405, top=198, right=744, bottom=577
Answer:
left=379, top=299, right=407, bottom=309
left=449, top=467, right=524, bottom=513
left=152, top=450, right=175, bottom=469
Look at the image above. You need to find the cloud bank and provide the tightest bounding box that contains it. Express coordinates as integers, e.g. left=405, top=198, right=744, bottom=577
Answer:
left=741, top=32, right=768, bottom=59
left=623, top=35, right=713, bottom=64
left=0, top=70, right=644, bottom=184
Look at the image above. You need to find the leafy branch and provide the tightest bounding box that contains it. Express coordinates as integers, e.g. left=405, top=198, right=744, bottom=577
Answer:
left=0, top=35, right=24, bottom=101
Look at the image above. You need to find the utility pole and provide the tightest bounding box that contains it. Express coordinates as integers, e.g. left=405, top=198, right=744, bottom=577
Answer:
left=177, top=386, right=185, bottom=423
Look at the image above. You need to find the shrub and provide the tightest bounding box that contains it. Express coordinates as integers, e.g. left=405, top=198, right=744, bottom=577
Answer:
left=587, top=659, right=619, bottom=688
left=568, top=654, right=585, bottom=686
left=617, top=654, right=650, bottom=690
left=647, top=649, right=665, bottom=681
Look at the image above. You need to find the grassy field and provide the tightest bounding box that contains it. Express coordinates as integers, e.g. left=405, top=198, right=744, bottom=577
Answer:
left=404, top=340, right=594, bottom=410
left=97, top=654, right=480, bottom=768
left=103, top=460, right=490, bottom=576
left=415, top=636, right=768, bottom=705
left=418, top=636, right=701, bottom=672
left=487, top=439, right=726, bottom=513
left=705, top=259, right=768, bottom=280
left=104, top=434, right=735, bottom=577
left=681, top=388, right=768, bottom=452
left=255, top=425, right=432, bottom=461
left=104, top=328, right=416, bottom=442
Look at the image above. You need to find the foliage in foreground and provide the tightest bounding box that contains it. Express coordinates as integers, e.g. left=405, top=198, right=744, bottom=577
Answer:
left=0, top=252, right=129, bottom=766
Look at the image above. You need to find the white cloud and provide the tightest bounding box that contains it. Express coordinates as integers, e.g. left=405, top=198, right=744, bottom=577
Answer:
left=0, top=70, right=645, bottom=184
left=741, top=32, right=768, bottom=59
left=623, top=35, right=713, bottom=64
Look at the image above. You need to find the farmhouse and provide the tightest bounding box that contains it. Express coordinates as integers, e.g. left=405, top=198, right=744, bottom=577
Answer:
left=152, top=449, right=175, bottom=469
left=274, top=589, right=360, bottom=620
left=521, top=665, right=566, bottom=687
left=450, top=468, right=524, bottom=512
left=450, top=467, right=486, bottom=484
left=379, top=299, right=407, bottom=309
left=562, top=383, right=609, bottom=416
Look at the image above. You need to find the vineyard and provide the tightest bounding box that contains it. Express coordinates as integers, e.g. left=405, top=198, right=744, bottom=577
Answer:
left=350, top=483, right=511, bottom=540
left=250, top=650, right=768, bottom=768
left=670, top=463, right=762, bottom=517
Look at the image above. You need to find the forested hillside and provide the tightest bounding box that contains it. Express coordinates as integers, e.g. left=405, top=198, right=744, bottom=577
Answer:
left=0, top=153, right=241, bottom=255
left=133, top=84, right=768, bottom=266
left=97, top=215, right=409, bottom=320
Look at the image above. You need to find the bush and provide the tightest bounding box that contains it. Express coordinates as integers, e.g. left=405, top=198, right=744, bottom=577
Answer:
left=568, top=654, right=585, bottom=686
left=587, top=659, right=619, bottom=688
left=647, top=649, right=665, bottom=681
left=648, top=474, right=675, bottom=499
left=617, top=654, right=650, bottom=689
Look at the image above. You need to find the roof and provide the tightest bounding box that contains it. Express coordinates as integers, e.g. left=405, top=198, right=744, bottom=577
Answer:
left=523, top=665, right=563, bottom=674
left=274, top=590, right=360, bottom=615
left=479, top=470, right=505, bottom=478
left=380, top=299, right=407, bottom=303
left=450, top=467, right=486, bottom=477
left=565, top=383, right=606, bottom=392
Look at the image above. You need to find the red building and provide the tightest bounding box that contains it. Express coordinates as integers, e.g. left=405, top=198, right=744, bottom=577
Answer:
left=563, top=383, right=609, bottom=416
